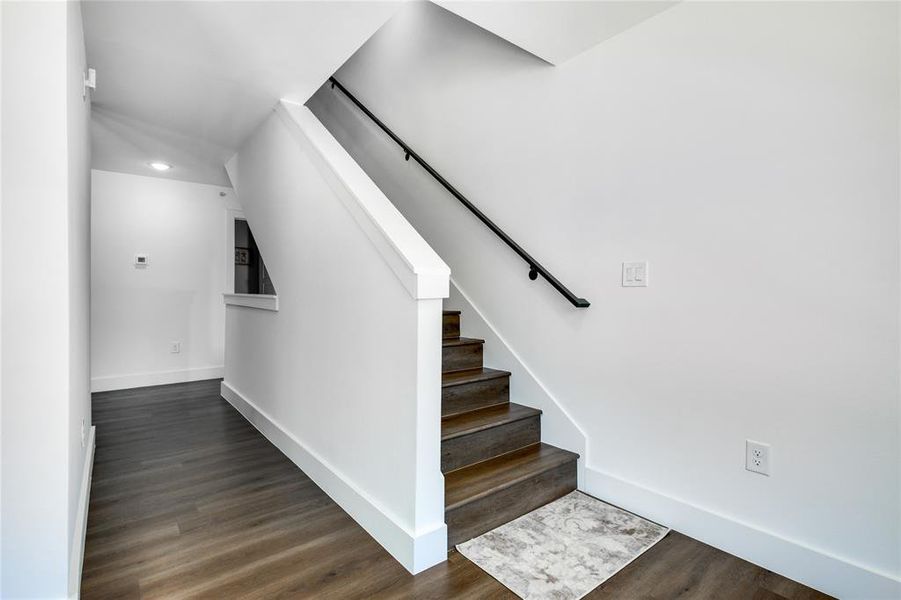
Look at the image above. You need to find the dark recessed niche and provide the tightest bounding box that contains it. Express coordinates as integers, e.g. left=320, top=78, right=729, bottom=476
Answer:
left=234, top=219, right=276, bottom=295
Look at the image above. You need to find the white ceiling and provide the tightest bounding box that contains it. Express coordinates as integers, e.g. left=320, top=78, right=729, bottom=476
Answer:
left=435, top=1, right=677, bottom=65
left=83, top=1, right=402, bottom=186
left=84, top=1, right=675, bottom=186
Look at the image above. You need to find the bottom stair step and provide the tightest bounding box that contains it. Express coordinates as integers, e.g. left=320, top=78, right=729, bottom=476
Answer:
left=444, top=443, right=578, bottom=548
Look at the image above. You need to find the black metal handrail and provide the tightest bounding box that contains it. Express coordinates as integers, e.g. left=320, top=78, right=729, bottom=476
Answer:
left=328, top=77, right=589, bottom=308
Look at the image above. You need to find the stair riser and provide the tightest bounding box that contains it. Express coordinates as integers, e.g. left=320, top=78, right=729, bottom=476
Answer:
left=445, top=459, right=577, bottom=549
left=443, top=313, right=460, bottom=340
left=442, top=417, right=540, bottom=473
left=442, top=377, right=509, bottom=417
left=442, top=343, right=483, bottom=373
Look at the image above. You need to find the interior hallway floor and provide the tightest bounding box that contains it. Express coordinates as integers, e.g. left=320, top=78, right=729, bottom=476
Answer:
left=81, top=379, right=833, bottom=599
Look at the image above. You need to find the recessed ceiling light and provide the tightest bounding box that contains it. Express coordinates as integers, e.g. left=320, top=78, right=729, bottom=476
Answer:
left=149, top=161, right=171, bottom=171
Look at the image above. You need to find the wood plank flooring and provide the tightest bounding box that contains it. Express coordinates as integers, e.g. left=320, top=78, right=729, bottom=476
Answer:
left=82, top=379, right=833, bottom=599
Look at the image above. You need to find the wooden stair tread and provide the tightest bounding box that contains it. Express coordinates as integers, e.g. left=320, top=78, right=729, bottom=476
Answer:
left=440, top=306, right=579, bottom=548
left=442, top=368, right=510, bottom=388
left=442, top=337, right=483, bottom=348
left=442, top=403, right=540, bottom=440
left=445, top=443, right=579, bottom=510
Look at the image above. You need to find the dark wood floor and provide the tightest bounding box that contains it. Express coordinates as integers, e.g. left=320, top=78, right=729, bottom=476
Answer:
left=82, top=379, right=832, bottom=599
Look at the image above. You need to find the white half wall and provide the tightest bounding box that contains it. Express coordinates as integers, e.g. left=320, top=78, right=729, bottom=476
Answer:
left=1, top=1, right=94, bottom=597
left=223, top=102, right=449, bottom=573
left=90, top=170, right=238, bottom=392
left=307, top=2, right=901, bottom=597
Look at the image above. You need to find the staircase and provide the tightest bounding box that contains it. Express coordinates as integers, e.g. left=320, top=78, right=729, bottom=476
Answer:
left=441, top=309, right=579, bottom=548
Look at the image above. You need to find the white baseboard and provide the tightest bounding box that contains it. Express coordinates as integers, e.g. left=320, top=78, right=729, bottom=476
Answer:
left=583, top=466, right=900, bottom=599
left=69, top=425, right=96, bottom=599
left=219, top=381, right=446, bottom=574
left=91, top=366, right=224, bottom=392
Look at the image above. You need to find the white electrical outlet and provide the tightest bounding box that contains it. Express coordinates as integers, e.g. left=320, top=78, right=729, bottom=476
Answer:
left=170, top=341, right=181, bottom=354
left=746, top=440, right=771, bottom=476
left=622, top=261, right=648, bottom=287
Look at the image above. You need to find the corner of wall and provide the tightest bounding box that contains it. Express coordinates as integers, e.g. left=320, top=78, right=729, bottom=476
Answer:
left=0, top=2, right=3, bottom=598
left=68, top=426, right=95, bottom=599
left=0, top=1, right=5, bottom=594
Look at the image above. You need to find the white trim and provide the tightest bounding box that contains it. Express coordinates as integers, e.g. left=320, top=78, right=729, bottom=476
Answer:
left=68, top=425, right=95, bottom=599
left=583, top=466, right=901, bottom=600
left=223, top=293, right=279, bottom=312
left=91, top=366, right=224, bottom=393
left=220, top=380, right=447, bottom=574
left=276, top=101, right=450, bottom=301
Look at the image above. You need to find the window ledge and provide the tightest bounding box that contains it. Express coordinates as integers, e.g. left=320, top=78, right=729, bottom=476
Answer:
left=223, top=293, right=279, bottom=312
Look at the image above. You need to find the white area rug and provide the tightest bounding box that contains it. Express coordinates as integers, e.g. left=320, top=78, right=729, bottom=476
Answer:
left=457, top=491, right=669, bottom=600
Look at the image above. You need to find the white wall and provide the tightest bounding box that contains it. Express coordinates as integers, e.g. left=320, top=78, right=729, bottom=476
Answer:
left=91, top=170, right=237, bottom=392
left=0, top=0, right=5, bottom=591
left=223, top=102, right=449, bottom=573
left=1, top=1, right=93, bottom=597
left=66, top=2, right=93, bottom=596
left=84, top=0, right=403, bottom=188
left=308, top=2, right=901, bottom=597
left=434, top=0, right=676, bottom=65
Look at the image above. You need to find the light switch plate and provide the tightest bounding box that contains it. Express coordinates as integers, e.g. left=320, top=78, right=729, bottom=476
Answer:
left=622, top=261, right=648, bottom=287
left=134, top=253, right=149, bottom=268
